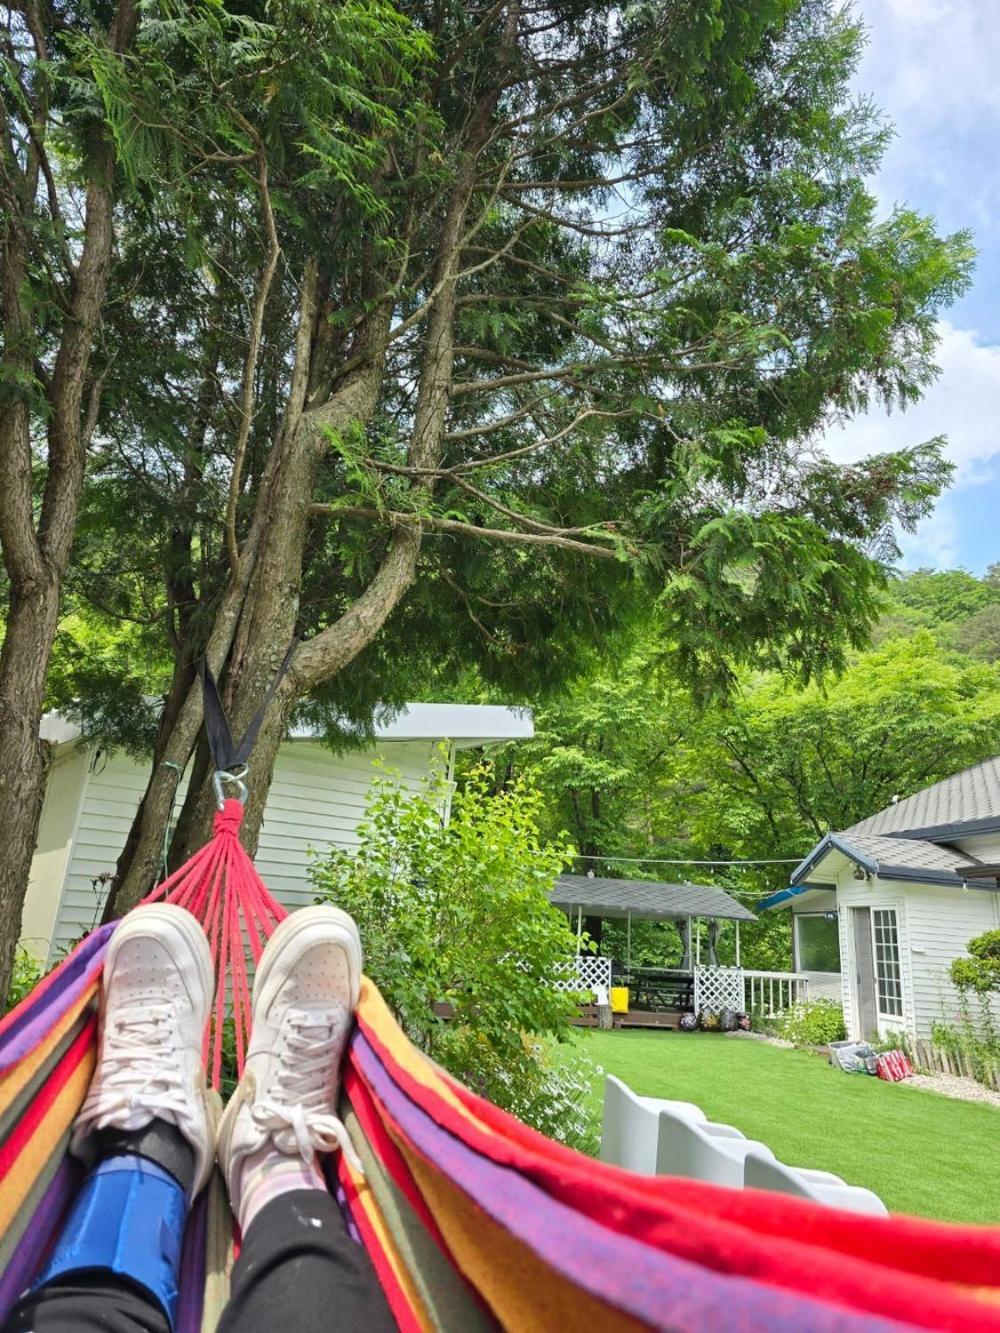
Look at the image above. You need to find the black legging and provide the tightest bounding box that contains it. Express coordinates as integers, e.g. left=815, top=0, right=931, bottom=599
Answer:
left=4, top=1127, right=396, bottom=1333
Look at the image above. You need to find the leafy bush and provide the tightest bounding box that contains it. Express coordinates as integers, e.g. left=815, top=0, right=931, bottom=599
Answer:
left=773, top=999, right=846, bottom=1046
left=950, top=929, right=1000, bottom=996
left=4, top=948, right=43, bottom=1014
left=941, top=929, right=1000, bottom=1088
left=311, top=762, right=594, bottom=1146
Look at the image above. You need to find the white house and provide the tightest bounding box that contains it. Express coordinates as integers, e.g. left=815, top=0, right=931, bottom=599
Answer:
left=761, top=758, right=1000, bottom=1041
left=21, top=703, right=532, bottom=965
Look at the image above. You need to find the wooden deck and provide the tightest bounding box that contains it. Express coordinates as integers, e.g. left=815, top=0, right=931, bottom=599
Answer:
left=569, top=1004, right=685, bottom=1030
left=616, top=1009, right=685, bottom=1030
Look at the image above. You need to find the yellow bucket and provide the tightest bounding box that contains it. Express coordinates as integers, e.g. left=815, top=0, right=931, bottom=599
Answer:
left=610, top=986, right=629, bottom=1015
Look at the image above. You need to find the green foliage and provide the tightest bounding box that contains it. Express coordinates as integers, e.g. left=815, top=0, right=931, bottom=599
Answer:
left=891, top=569, right=995, bottom=625
left=4, top=949, right=43, bottom=1015
left=773, top=999, right=846, bottom=1046
left=39, top=0, right=976, bottom=766
left=509, top=604, right=1000, bottom=980
left=679, top=633, right=1000, bottom=864
left=950, top=929, right=1000, bottom=996
left=310, top=763, right=597, bottom=1145
left=944, top=928, right=1000, bottom=1090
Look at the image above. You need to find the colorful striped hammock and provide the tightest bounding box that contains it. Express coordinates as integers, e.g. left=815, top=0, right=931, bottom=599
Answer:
left=2, top=802, right=1000, bottom=1332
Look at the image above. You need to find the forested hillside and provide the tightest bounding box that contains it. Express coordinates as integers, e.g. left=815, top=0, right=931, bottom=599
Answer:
left=503, top=568, right=1000, bottom=965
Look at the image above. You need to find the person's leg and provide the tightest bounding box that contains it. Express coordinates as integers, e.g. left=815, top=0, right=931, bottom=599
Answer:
left=218, top=1190, right=394, bottom=1333
left=4, top=906, right=215, bottom=1333
left=217, top=906, right=396, bottom=1333
left=4, top=1123, right=192, bottom=1333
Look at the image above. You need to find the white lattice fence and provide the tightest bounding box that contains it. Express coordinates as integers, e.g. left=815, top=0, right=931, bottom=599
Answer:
left=692, top=965, right=744, bottom=1013
left=552, top=954, right=613, bottom=996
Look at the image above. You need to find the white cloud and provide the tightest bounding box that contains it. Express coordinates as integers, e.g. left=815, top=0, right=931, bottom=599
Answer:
left=824, top=322, right=1000, bottom=480
left=821, top=322, right=1000, bottom=570
left=897, top=504, right=960, bottom=571
left=853, top=1, right=1000, bottom=232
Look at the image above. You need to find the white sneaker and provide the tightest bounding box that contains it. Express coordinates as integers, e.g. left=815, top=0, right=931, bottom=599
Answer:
left=72, top=903, right=216, bottom=1197
left=218, top=905, right=363, bottom=1220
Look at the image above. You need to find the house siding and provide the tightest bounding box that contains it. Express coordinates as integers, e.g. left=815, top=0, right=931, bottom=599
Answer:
left=20, top=747, right=90, bottom=962
left=903, top=883, right=999, bottom=1037
left=43, top=739, right=439, bottom=964
left=950, top=831, right=1000, bottom=862
left=831, top=868, right=999, bottom=1040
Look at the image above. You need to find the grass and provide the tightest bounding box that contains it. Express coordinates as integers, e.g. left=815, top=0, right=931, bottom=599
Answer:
left=574, top=1030, right=1000, bottom=1224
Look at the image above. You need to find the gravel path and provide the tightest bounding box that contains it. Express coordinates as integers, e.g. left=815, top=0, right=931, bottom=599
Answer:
left=898, top=1071, right=1000, bottom=1108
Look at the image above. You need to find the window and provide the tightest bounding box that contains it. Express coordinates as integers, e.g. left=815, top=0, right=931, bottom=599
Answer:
left=872, top=908, right=903, bottom=1017
left=795, top=914, right=841, bottom=973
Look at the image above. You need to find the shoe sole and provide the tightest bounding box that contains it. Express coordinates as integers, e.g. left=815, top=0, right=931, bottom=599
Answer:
left=252, top=905, right=363, bottom=1016
left=107, top=902, right=214, bottom=1028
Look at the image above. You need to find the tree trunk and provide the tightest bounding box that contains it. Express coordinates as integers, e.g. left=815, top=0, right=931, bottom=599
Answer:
left=0, top=584, right=59, bottom=996
left=0, top=0, right=138, bottom=995
left=108, top=100, right=490, bottom=911
left=106, top=283, right=394, bottom=911
left=163, top=309, right=399, bottom=873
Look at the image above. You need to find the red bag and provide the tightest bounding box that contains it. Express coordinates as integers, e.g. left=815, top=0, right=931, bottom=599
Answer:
left=876, top=1049, right=913, bottom=1081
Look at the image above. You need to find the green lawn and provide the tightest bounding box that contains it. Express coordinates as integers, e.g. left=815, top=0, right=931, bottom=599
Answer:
left=574, top=1030, right=1000, bottom=1224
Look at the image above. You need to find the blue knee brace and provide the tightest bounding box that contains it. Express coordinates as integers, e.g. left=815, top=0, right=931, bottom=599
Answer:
left=35, top=1155, right=187, bottom=1328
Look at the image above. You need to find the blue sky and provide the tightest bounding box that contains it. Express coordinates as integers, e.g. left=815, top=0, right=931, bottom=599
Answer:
left=823, top=0, right=1000, bottom=573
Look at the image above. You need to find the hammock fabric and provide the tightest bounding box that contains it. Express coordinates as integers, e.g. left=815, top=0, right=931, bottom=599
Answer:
left=1, top=803, right=1000, bottom=1332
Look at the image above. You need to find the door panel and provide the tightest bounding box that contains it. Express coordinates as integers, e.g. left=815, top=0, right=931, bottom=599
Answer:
left=851, top=906, right=877, bottom=1039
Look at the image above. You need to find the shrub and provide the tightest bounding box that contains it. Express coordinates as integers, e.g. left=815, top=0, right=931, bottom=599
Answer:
left=311, top=762, right=592, bottom=1146
left=942, top=929, right=1000, bottom=1089
left=4, top=948, right=43, bottom=1014
left=773, top=999, right=846, bottom=1046
left=950, top=928, right=1000, bottom=996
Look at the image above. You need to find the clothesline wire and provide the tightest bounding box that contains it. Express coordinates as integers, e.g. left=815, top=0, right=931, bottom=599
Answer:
left=570, top=852, right=799, bottom=866
left=564, top=851, right=801, bottom=901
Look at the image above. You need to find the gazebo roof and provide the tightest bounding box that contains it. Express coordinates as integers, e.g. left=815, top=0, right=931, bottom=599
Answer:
left=550, top=874, right=756, bottom=923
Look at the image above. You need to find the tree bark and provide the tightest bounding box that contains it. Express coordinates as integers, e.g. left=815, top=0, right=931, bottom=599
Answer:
left=0, top=1, right=137, bottom=995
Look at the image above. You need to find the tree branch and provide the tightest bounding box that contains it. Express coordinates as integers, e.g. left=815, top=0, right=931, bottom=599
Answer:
left=309, top=504, right=621, bottom=560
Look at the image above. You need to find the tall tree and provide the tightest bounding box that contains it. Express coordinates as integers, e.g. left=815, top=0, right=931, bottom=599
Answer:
left=0, top=0, right=141, bottom=993
left=10, top=2, right=972, bottom=948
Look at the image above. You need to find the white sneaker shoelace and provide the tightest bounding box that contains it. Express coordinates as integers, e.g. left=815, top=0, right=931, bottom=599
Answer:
left=81, top=1002, right=191, bottom=1128
left=250, top=1008, right=361, bottom=1172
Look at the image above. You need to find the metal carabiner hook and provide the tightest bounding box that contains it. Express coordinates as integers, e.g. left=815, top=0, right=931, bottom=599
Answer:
left=213, top=766, right=250, bottom=810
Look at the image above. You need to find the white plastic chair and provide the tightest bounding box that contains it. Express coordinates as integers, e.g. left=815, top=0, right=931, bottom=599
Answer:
left=635, top=1093, right=746, bottom=1140
left=654, top=1106, right=775, bottom=1187
left=743, top=1150, right=888, bottom=1215
left=601, top=1076, right=751, bottom=1173
left=601, top=1075, right=697, bottom=1172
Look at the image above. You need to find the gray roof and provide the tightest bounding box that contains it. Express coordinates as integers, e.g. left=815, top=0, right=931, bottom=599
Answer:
left=847, top=756, right=1000, bottom=839
left=788, top=830, right=992, bottom=894
left=550, top=875, right=756, bottom=922
left=842, top=833, right=979, bottom=875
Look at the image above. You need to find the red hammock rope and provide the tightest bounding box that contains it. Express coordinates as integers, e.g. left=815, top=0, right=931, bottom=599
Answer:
left=141, top=798, right=287, bottom=1087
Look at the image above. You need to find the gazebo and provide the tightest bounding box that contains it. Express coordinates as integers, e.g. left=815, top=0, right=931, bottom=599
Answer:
left=548, top=873, right=772, bottom=1026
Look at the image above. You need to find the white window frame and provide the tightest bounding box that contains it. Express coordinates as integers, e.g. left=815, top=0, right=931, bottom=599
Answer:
left=792, top=911, right=841, bottom=974
left=871, top=907, right=903, bottom=1019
